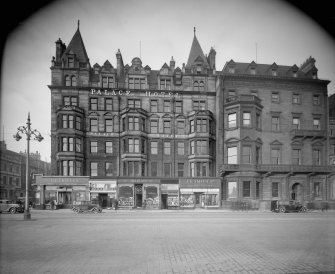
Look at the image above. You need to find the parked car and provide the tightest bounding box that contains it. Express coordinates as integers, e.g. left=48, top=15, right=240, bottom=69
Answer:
left=273, top=200, right=307, bottom=213
left=72, top=201, right=102, bottom=214
left=0, top=199, right=24, bottom=214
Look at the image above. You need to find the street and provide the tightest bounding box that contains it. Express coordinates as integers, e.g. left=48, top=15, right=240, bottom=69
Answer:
left=1, top=209, right=335, bottom=274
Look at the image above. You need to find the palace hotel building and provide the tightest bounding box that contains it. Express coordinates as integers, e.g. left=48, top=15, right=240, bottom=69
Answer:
left=35, top=24, right=335, bottom=210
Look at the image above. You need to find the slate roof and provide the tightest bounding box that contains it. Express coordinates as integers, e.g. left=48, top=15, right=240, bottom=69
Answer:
left=62, top=28, right=89, bottom=63
left=186, top=34, right=209, bottom=68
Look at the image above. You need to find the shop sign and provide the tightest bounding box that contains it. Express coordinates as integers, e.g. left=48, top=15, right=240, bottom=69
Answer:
left=180, top=188, right=219, bottom=194
left=90, top=181, right=116, bottom=192
left=73, top=186, right=87, bottom=191
left=179, top=178, right=221, bottom=188
left=161, top=184, right=179, bottom=191
left=36, top=176, right=89, bottom=186
left=118, top=178, right=160, bottom=184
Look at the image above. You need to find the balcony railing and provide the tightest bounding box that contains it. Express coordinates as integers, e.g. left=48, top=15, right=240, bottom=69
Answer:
left=220, top=164, right=335, bottom=175
left=291, top=129, right=326, bottom=139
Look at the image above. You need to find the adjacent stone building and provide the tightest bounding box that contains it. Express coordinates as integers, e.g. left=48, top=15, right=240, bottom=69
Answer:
left=35, top=24, right=335, bottom=210
left=0, top=141, right=51, bottom=201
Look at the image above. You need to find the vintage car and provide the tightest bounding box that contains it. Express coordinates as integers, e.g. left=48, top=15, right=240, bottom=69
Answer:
left=273, top=200, right=307, bottom=213
left=0, top=199, right=24, bottom=214
left=71, top=201, right=102, bottom=214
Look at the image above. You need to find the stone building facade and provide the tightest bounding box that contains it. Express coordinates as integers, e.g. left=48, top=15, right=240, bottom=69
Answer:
left=35, top=24, right=335, bottom=210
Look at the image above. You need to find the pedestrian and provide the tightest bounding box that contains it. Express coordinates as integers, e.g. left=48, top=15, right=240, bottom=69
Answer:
left=114, top=199, right=118, bottom=210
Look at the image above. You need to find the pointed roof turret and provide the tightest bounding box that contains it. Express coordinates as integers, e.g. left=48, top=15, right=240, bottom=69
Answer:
left=62, top=21, right=89, bottom=64
left=186, top=27, right=209, bottom=68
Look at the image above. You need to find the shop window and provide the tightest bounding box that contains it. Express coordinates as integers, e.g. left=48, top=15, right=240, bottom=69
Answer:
left=151, top=141, right=158, bottom=155
left=227, top=146, right=237, bottom=164
left=150, top=100, right=158, bottom=113
left=177, top=142, right=184, bottom=155
left=105, top=98, right=113, bottom=110
left=90, top=162, right=98, bottom=177
left=272, top=182, right=279, bottom=198
left=228, top=113, right=237, bottom=128
left=178, top=163, right=184, bottom=177
left=177, top=121, right=185, bottom=134
left=228, top=182, right=237, bottom=198
left=90, top=141, right=98, bottom=153
left=271, top=148, right=281, bottom=165
left=150, top=120, right=158, bottom=133
left=90, top=118, right=98, bottom=132
left=105, top=141, right=113, bottom=154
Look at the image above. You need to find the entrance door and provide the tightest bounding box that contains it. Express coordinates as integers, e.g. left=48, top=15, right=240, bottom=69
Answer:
left=195, top=193, right=202, bottom=207
left=291, top=183, right=303, bottom=203
left=135, top=184, right=143, bottom=208
left=99, top=194, right=108, bottom=208
left=161, top=194, right=168, bottom=209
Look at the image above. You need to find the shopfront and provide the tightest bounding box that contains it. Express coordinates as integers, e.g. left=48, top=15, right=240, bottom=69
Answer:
left=160, top=179, right=179, bottom=209
left=89, top=180, right=117, bottom=208
left=179, top=178, right=221, bottom=209
left=117, top=178, right=160, bottom=209
left=34, top=176, right=90, bottom=209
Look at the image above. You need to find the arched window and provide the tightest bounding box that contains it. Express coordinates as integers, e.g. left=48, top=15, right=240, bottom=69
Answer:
left=65, top=75, right=71, bottom=86
left=71, top=76, right=77, bottom=86
left=199, top=81, right=204, bottom=91
left=194, top=81, right=199, bottom=91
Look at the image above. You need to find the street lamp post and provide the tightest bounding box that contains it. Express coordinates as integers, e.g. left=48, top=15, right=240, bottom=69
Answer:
left=13, top=113, right=43, bottom=220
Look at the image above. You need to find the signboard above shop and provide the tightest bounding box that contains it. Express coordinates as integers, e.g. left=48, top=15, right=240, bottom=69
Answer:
left=89, top=181, right=117, bottom=192
left=179, top=178, right=221, bottom=188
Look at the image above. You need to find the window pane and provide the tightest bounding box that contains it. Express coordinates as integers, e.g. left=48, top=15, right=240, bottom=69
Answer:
left=227, top=147, right=237, bottom=164
left=228, top=113, right=237, bottom=128
left=228, top=182, right=237, bottom=198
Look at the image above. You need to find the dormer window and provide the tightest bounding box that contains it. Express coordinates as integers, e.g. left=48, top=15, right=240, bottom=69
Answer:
left=250, top=68, right=256, bottom=75
left=272, top=70, right=277, bottom=76
left=102, top=76, right=114, bottom=88
left=196, top=65, right=202, bottom=74
left=160, top=79, right=171, bottom=90
left=293, top=72, right=297, bottom=78
left=228, top=67, right=235, bottom=73
left=129, top=77, right=145, bottom=89
left=68, top=56, right=74, bottom=68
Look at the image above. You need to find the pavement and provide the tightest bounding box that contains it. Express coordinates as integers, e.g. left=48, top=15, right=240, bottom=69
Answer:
left=1, top=209, right=335, bottom=274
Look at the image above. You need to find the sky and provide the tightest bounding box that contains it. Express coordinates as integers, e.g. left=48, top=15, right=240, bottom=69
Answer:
left=1, top=0, right=335, bottom=162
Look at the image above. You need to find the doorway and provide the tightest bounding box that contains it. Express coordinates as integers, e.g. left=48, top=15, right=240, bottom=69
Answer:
left=135, top=184, right=143, bottom=208
left=291, top=183, right=303, bottom=202
left=98, top=193, right=108, bottom=208
left=161, top=194, right=168, bottom=209
left=194, top=193, right=203, bottom=207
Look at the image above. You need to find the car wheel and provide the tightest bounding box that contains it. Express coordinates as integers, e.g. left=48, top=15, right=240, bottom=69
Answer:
left=10, top=207, right=16, bottom=214
left=300, top=206, right=307, bottom=213
left=92, top=207, right=99, bottom=214
left=279, top=206, right=286, bottom=213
